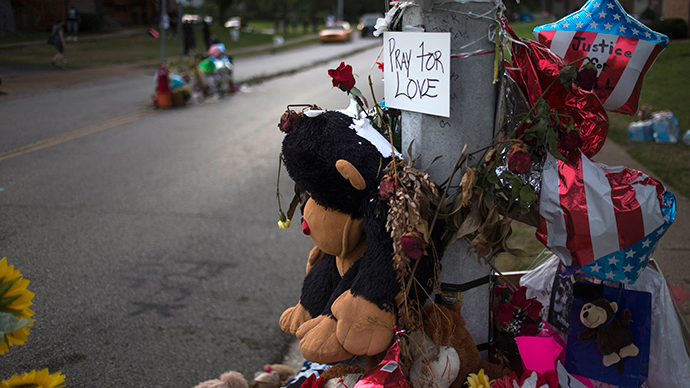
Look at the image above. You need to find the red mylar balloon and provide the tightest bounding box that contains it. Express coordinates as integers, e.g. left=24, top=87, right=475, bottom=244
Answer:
left=506, top=30, right=609, bottom=159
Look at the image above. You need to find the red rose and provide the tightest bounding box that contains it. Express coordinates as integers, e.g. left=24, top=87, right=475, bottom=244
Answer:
left=328, top=62, right=356, bottom=90
left=400, top=230, right=425, bottom=260
left=511, top=286, right=528, bottom=308
left=559, top=127, right=581, bottom=151
left=494, top=285, right=506, bottom=299
left=507, top=143, right=532, bottom=175
left=519, top=323, right=540, bottom=336
left=540, top=370, right=559, bottom=388
left=520, top=370, right=558, bottom=388
left=498, top=302, right=515, bottom=328
left=577, top=63, right=598, bottom=91
left=524, top=299, right=543, bottom=321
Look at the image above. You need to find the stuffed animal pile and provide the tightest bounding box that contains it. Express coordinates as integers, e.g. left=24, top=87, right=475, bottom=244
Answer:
left=275, top=105, right=507, bottom=387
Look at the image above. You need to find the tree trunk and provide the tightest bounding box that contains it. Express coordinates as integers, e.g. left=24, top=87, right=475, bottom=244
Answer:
left=0, top=0, right=17, bottom=37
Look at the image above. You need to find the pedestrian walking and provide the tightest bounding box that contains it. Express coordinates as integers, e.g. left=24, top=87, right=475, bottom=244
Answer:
left=182, top=21, right=196, bottom=55
left=66, top=1, right=80, bottom=41
left=49, top=19, right=66, bottom=68
left=202, top=19, right=212, bottom=50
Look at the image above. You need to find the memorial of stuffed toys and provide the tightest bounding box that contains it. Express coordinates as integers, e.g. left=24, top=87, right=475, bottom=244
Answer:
left=1, top=1, right=687, bottom=388
left=256, top=1, right=688, bottom=388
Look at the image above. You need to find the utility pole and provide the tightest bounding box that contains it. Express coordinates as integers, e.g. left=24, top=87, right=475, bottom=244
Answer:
left=401, top=1, right=499, bottom=357
left=337, top=0, right=344, bottom=21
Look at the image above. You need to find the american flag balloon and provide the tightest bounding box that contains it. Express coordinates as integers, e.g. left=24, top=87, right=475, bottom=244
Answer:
left=533, top=0, right=669, bottom=115
left=537, top=152, right=676, bottom=284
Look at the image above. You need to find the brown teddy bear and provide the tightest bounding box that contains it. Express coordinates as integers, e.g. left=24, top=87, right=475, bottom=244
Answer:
left=578, top=298, right=639, bottom=372
left=415, top=304, right=507, bottom=387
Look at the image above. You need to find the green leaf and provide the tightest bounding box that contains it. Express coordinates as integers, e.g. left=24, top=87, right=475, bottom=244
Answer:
left=0, top=306, right=22, bottom=316
left=486, top=169, right=499, bottom=185
left=510, top=177, right=523, bottom=198
left=534, top=99, right=550, bottom=120
left=0, top=312, right=33, bottom=336
left=519, top=185, right=537, bottom=206
left=0, top=294, right=21, bottom=308
left=0, top=276, right=20, bottom=298
left=559, top=65, right=577, bottom=91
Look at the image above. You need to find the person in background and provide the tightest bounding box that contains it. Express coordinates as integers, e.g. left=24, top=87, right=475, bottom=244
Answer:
left=202, top=19, right=212, bottom=50
left=168, top=10, right=178, bottom=38
left=182, top=20, right=196, bottom=55
left=50, top=19, right=66, bottom=68
left=66, top=1, right=79, bottom=41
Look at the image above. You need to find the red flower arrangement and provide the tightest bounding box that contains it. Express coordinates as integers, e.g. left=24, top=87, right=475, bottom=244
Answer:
left=492, top=285, right=544, bottom=373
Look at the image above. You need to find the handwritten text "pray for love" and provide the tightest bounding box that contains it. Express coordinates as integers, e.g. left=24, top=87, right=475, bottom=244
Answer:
left=388, top=37, right=445, bottom=100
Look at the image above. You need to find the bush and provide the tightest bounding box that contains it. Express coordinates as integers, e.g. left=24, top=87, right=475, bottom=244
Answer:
left=80, top=13, right=102, bottom=32
left=646, top=18, right=688, bottom=40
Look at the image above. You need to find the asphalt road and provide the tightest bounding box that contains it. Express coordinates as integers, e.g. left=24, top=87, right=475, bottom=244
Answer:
left=0, top=39, right=385, bottom=387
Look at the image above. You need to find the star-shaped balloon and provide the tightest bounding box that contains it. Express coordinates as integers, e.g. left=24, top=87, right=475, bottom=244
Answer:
left=533, top=0, right=669, bottom=115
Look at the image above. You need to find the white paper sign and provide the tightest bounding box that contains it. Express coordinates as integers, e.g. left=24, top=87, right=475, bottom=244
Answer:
left=383, top=32, right=451, bottom=118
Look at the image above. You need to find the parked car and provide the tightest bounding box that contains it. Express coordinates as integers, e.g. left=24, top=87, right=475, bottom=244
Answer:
left=224, top=16, right=241, bottom=29
left=319, top=22, right=353, bottom=43
left=358, top=14, right=382, bottom=38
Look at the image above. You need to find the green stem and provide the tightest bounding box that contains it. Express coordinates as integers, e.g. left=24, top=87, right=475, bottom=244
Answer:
left=276, top=152, right=284, bottom=212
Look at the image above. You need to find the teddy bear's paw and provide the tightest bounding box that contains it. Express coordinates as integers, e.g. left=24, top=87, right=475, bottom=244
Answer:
left=331, top=292, right=396, bottom=356
left=619, top=343, right=639, bottom=358
left=602, top=353, right=621, bottom=367
left=279, top=303, right=312, bottom=335
left=296, top=315, right=354, bottom=363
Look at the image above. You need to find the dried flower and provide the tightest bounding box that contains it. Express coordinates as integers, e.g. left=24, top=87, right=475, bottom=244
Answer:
left=507, top=143, right=532, bottom=175
left=400, top=230, right=425, bottom=260
left=378, top=177, right=396, bottom=201
left=328, top=62, right=356, bottom=91
left=576, top=62, right=598, bottom=91
left=278, top=110, right=299, bottom=133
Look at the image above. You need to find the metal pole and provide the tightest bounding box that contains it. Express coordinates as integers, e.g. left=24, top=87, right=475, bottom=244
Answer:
left=401, top=1, right=498, bottom=358
left=337, top=0, right=343, bottom=21
left=160, top=0, right=167, bottom=63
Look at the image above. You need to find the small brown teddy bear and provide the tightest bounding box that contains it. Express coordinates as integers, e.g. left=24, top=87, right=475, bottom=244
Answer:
left=578, top=298, right=639, bottom=371
left=193, top=371, right=249, bottom=388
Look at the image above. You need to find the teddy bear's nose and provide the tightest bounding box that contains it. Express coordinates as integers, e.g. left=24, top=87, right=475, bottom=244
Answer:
left=302, top=218, right=311, bottom=235
left=583, top=311, right=589, bottom=318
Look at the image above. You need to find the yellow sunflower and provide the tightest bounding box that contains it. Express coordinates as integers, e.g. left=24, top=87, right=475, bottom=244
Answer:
left=0, top=368, right=66, bottom=388
left=0, top=257, right=35, bottom=355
